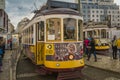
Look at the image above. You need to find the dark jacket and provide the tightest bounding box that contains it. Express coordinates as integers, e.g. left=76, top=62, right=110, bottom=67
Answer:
left=89, top=39, right=96, bottom=53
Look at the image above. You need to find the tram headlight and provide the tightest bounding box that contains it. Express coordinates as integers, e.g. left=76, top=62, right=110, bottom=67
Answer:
left=56, top=63, right=60, bottom=67
left=68, top=54, right=74, bottom=60
left=80, top=61, right=83, bottom=64
left=47, top=44, right=52, bottom=49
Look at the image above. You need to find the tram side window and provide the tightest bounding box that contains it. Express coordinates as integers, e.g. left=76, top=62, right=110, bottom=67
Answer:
left=38, top=21, right=44, bottom=41
left=30, top=26, right=34, bottom=44
left=27, top=28, right=29, bottom=44
left=46, top=18, right=61, bottom=41
left=78, top=20, right=83, bottom=41
left=64, top=18, right=77, bottom=40
left=101, top=29, right=106, bottom=38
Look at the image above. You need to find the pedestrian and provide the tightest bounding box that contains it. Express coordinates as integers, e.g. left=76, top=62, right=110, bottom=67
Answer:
left=1, top=38, right=5, bottom=58
left=87, top=37, right=97, bottom=62
left=88, top=35, right=92, bottom=41
left=0, top=40, right=3, bottom=72
left=0, top=55, right=2, bottom=72
left=84, top=37, right=90, bottom=56
left=116, top=37, right=120, bottom=60
left=111, top=35, right=117, bottom=59
left=10, top=38, right=12, bottom=50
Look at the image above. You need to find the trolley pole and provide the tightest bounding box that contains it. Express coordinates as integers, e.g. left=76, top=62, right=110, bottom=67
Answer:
left=78, top=0, right=82, bottom=15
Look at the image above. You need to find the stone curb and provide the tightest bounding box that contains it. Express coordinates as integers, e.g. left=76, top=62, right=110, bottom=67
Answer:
left=85, top=64, right=120, bottom=75
left=10, top=48, right=22, bottom=80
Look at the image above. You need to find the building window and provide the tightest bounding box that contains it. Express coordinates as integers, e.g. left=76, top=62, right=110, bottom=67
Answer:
left=112, top=11, right=114, bottom=13
left=88, top=6, right=90, bottom=9
left=83, top=10, right=86, bottom=13
left=97, top=19, right=99, bottom=22
left=83, top=6, right=86, bottom=9
left=0, top=11, right=2, bottom=17
left=83, top=15, right=86, bottom=17
left=88, top=15, right=90, bottom=17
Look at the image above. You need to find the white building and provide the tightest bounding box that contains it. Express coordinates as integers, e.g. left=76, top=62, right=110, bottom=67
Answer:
left=0, top=0, right=5, bottom=9
left=75, top=0, right=120, bottom=27
left=8, top=20, right=14, bottom=33
left=16, top=17, right=30, bottom=34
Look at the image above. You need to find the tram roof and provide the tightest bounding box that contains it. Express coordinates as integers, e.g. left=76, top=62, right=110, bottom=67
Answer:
left=32, top=8, right=81, bottom=19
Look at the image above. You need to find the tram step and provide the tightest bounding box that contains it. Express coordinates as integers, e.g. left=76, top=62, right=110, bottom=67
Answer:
left=57, top=71, right=82, bottom=80
left=35, top=68, right=46, bottom=75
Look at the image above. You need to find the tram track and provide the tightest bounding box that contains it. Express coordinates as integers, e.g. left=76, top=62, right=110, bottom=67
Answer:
left=16, top=53, right=120, bottom=80
left=16, top=54, right=95, bottom=80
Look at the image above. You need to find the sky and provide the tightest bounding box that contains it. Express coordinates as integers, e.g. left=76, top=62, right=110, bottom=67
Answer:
left=5, top=0, right=120, bottom=29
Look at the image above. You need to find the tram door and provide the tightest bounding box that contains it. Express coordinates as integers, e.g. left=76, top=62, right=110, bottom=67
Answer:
left=36, top=21, right=44, bottom=65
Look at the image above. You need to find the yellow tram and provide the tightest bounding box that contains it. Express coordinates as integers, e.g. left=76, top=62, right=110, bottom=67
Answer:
left=22, top=7, right=84, bottom=79
left=83, top=24, right=110, bottom=51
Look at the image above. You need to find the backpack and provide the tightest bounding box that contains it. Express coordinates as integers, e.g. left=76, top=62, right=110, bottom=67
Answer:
left=0, top=49, right=3, bottom=55
left=112, top=40, right=117, bottom=47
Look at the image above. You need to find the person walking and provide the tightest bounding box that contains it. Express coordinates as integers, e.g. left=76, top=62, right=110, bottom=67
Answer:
left=1, top=38, right=5, bottom=58
left=0, top=53, right=2, bottom=72
left=111, top=35, right=117, bottom=59
left=9, top=38, right=12, bottom=50
left=84, top=37, right=90, bottom=56
left=87, top=37, right=97, bottom=62
left=116, top=37, right=120, bottom=60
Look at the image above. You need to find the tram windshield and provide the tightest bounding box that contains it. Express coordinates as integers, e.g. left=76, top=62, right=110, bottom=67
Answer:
left=64, top=18, right=77, bottom=40
left=46, top=18, right=61, bottom=41
left=46, top=18, right=81, bottom=41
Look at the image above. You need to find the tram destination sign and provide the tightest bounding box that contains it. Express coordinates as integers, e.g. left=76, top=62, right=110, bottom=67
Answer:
left=48, top=1, right=78, bottom=10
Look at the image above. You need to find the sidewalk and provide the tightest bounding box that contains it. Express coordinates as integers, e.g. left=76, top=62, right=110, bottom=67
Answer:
left=85, top=55, right=120, bottom=74
left=0, top=49, right=20, bottom=80
left=0, top=50, right=12, bottom=80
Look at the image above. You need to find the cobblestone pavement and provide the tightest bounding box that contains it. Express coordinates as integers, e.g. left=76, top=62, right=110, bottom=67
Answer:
left=0, top=50, right=12, bottom=80
left=16, top=54, right=120, bottom=80
left=82, top=66, right=120, bottom=80
left=85, top=54, right=120, bottom=74
left=0, top=50, right=120, bottom=80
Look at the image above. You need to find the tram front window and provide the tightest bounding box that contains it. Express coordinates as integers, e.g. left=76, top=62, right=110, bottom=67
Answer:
left=46, top=18, right=61, bottom=41
left=64, top=18, right=77, bottom=40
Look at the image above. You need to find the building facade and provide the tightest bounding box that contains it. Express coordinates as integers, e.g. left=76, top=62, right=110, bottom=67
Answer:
left=8, top=20, right=14, bottom=33
left=0, top=9, right=8, bottom=33
left=16, top=17, right=30, bottom=34
left=0, top=0, right=8, bottom=33
left=75, top=0, right=120, bottom=27
left=0, top=0, right=5, bottom=9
